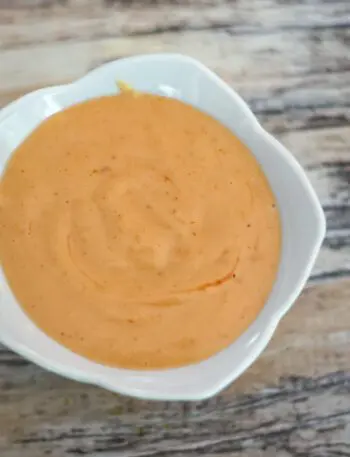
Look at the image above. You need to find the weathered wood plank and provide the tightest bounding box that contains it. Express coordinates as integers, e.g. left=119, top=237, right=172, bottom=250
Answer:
left=1, top=27, right=349, bottom=155
left=1, top=27, right=349, bottom=140
left=0, top=280, right=349, bottom=456
left=0, top=0, right=349, bottom=48
left=1, top=28, right=350, bottom=92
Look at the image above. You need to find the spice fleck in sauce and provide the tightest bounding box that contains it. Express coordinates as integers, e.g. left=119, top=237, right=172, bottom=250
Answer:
left=0, top=93, right=281, bottom=369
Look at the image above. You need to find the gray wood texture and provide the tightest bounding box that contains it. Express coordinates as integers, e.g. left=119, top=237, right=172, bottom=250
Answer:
left=0, top=0, right=349, bottom=455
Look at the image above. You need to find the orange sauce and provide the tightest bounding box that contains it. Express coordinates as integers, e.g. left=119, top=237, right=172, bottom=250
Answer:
left=0, top=93, right=281, bottom=369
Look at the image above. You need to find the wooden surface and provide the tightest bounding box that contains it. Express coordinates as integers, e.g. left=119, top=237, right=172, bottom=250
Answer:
left=0, top=0, right=350, bottom=455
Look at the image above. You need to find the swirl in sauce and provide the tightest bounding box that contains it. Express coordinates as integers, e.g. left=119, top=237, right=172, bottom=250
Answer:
left=0, top=93, right=281, bottom=369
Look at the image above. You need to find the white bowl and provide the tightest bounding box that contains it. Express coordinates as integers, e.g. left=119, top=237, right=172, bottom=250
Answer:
left=0, top=54, right=325, bottom=401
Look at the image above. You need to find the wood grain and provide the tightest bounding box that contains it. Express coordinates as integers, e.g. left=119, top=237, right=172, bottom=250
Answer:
left=0, top=0, right=349, bottom=455
left=1, top=0, right=349, bottom=47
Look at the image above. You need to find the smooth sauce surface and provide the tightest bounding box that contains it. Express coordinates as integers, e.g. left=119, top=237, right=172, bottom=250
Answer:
left=0, top=93, right=281, bottom=369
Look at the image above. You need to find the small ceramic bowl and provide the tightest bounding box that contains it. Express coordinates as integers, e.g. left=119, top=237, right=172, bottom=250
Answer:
left=0, top=54, right=325, bottom=401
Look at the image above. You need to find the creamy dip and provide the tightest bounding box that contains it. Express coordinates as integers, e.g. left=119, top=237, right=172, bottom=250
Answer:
left=0, top=92, right=281, bottom=369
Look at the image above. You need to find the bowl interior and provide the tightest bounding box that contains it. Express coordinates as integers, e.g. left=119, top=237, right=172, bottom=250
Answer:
left=0, top=54, right=325, bottom=400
